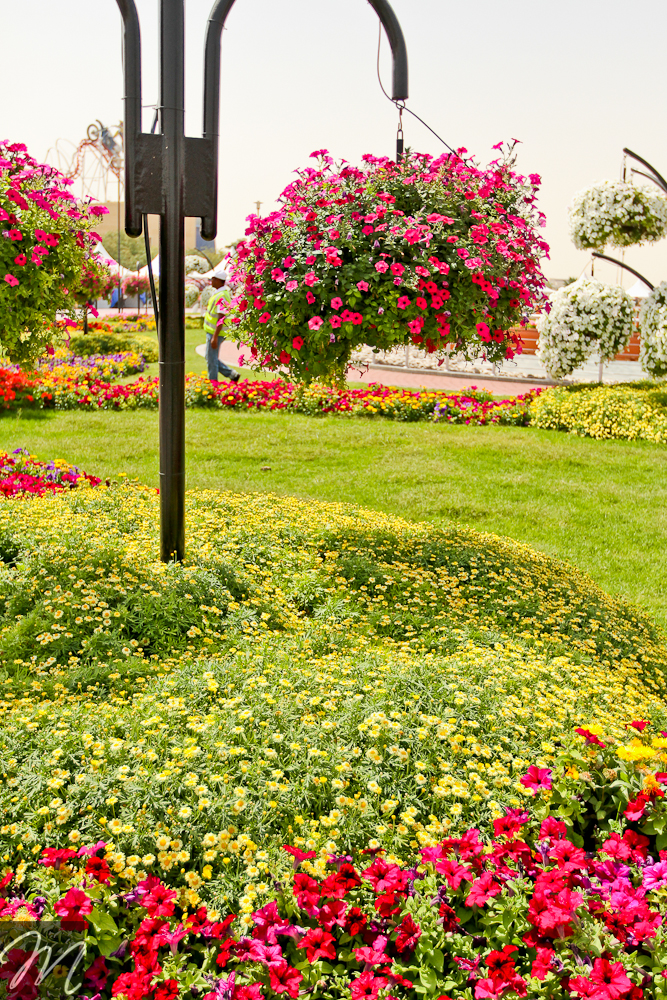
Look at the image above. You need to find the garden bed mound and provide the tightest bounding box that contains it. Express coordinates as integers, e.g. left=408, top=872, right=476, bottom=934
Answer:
left=0, top=485, right=666, bottom=909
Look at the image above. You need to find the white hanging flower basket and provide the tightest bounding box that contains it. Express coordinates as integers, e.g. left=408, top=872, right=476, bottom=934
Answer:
left=639, top=281, right=667, bottom=378
left=536, top=277, right=634, bottom=378
left=569, top=180, right=667, bottom=251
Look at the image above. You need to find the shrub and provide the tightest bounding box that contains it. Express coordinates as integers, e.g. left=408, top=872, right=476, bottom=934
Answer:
left=229, top=147, right=548, bottom=382
left=0, top=140, right=108, bottom=363
left=67, top=332, right=158, bottom=363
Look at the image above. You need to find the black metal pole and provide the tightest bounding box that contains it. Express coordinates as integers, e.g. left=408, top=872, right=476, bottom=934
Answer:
left=115, top=0, right=408, bottom=562
left=158, top=0, right=186, bottom=561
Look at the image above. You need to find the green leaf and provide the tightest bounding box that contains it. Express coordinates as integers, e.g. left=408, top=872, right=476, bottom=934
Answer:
left=88, top=906, right=118, bottom=936
left=419, top=967, right=438, bottom=993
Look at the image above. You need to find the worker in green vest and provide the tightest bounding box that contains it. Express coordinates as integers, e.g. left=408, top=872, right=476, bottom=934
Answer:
left=204, top=264, right=240, bottom=383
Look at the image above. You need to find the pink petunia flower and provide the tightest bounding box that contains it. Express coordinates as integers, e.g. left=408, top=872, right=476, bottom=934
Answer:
left=329, top=316, right=342, bottom=328
left=331, top=297, right=343, bottom=310
left=304, top=271, right=318, bottom=286
left=390, top=262, right=404, bottom=276
left=356, top=280, right=369, bottom=292
left=397, top=296, right=411, bottom=310
left=375, top=261, right=389, bottom=273
left=286, top=280, right=298, bottom=292
left=258, top=312, right=271, bottom=323
left=3, top=274, right=19, bottom=287
left=292, top=336, right=304, bottom=350
left=520, top=765, right=553, bottom=793
left=308, top=316, right=323, bottom=330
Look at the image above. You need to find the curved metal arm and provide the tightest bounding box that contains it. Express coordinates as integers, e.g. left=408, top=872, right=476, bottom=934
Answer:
left=115, top=0, right=143, bottom=236
left=367, top=0, right=408, bottom=100
left=200, top=0, right=408, bottom=240
left=592, top=251, right=654, bottom=292
left=623, top=147, right=667, bottom=196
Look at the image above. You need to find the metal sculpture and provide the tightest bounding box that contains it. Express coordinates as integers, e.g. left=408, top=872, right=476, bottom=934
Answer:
left=113, top=0, right=408, bottom=561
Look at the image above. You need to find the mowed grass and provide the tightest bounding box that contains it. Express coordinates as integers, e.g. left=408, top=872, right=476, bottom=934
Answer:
left=3, top=400, right=667, bottom=626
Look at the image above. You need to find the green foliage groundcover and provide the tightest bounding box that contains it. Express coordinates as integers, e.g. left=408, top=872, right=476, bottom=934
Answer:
left=0, top=486, right=666, bottom=912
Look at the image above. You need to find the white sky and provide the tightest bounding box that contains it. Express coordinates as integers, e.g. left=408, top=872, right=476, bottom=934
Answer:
left=3, top=0, right=667, bottom=285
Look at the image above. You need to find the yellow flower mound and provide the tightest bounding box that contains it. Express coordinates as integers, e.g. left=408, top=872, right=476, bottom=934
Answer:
left=531, top=384, right=667, bottom=443
left=0, top=485, right=666, bottom=906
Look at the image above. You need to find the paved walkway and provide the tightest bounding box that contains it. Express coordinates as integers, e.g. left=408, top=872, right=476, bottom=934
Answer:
left=198, top=342, right=646, bottom=395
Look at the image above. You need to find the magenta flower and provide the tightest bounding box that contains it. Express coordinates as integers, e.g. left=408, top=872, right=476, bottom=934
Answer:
left=304, top=272, right=318, bottom=287
left=292, top=336, right=304, bottom=350
left=306, top=291, right=316, bottom=304
left=416, top=297, right=427, bottom=310
left=643, top=860, right=667, bottom=891
left=356, top=280, right=369, bottom=292
left=390, top=262, right=405, bottom=276
left=271, top=267, right=285, bottom=282
left=375, top=261, right=389, bottom=273
left=90, top=205, right=109, bottom=216
left=7, top=228, right=22, bottom=241
left=331, top=297, right=343, bottom=310
left=3, top=274, right=19, bottom=287
left=258, top=312, right=271, bottom=323
left=283, top=255, right=295, bottom=268
left=476, top=321, right=491, bottom=342
left=520, top=765, right=552, bottom=793
left=397, top=296, right=411, bottom=310
left=329, top=316, right=342, bottom=328
left=13, top=254, right=26, bottom=266
left=308, top=316, right=323, bottom=330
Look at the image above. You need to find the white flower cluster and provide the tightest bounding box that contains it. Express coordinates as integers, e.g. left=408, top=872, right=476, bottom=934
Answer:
left=639, top=282, right=667, bottom=378
left=569, top=180, right=667, bottom=251
left=537, top=277, right=633, bottom=379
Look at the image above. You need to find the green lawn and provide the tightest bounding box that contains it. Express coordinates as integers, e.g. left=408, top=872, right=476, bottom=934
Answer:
left=4, top=401, right=667, bottom=627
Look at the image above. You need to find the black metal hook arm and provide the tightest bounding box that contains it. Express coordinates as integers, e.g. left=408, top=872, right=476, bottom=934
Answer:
left=200, top=0, right=408, bottom=241
left=623, top=147, right=667, bottom=196
left=114, top=0, right=143, bottom=237
left=591, top=251, right=655, bottom=292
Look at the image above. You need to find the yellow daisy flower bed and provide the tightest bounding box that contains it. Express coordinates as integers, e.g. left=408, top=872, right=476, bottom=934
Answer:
left=531, top=382, right=667, bottom=443
left=0, top=484, right=666, bottom=909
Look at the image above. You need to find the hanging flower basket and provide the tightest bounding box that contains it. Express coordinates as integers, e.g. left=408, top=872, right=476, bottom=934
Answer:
left=536, top=277, right=633, bottom=379
left=639, top=281, right=667, bottom=378
left=569, top=180, right=667, bottom=251
left=227, top=148, right=549, bottom=382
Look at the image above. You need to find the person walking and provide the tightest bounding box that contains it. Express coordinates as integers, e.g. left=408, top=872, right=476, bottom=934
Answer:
left=204, top=264, right=240, bottom=383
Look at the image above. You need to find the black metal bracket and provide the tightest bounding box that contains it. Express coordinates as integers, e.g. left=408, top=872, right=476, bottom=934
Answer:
left=116, top=0, right=409, bottom=242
